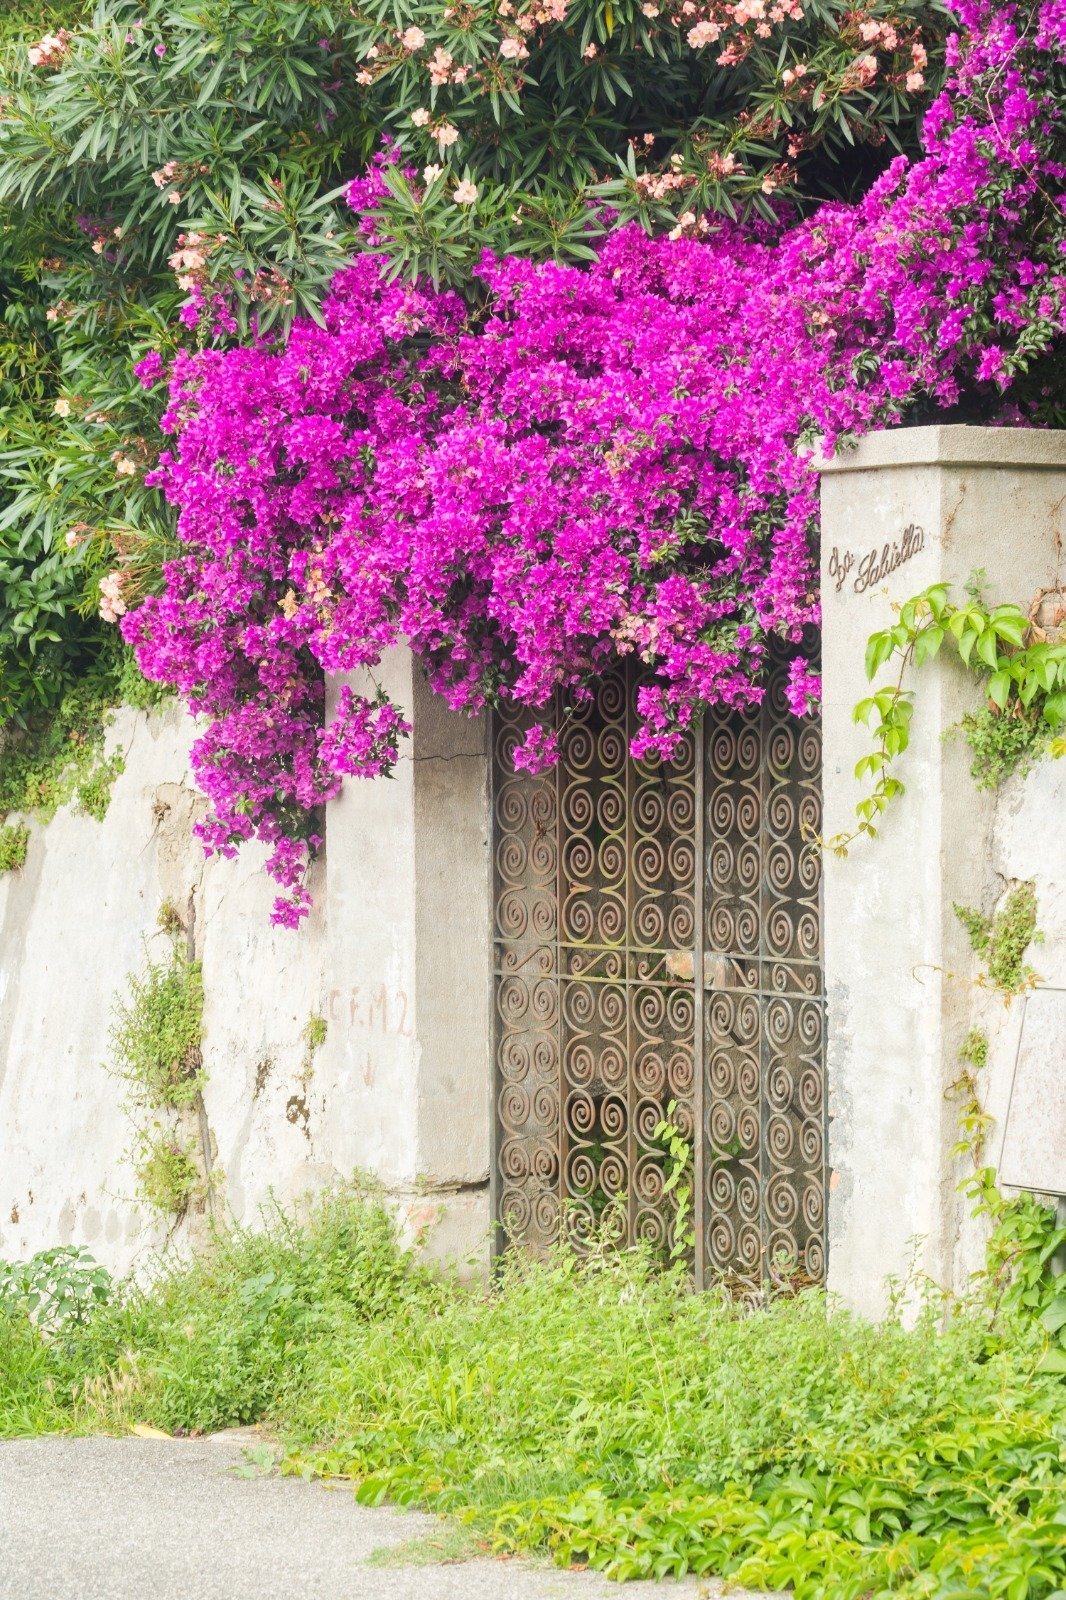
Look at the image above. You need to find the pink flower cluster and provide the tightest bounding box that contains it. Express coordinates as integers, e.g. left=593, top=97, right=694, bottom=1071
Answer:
left=124, top=0, right=1066, bottom=924
left=26, top=29, right=73, bottom=69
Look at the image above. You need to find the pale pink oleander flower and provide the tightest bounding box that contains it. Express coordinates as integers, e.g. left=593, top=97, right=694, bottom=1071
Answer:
left=423, top=163, right=443, bottom=185
left=906, top=70, right=925, bottom=91
left=436, top=123, right=460, bottom=148
left=167, top=190, right=182, bottom=204
left=500, top=36, right=524, bottom=58
left=99, top=572, right=128, bottom=623
left=453, top=179, right=479, bottom=204
left=411, top=107, right=431, bottom=126
left=53, top=398, right=71, bottom=418
left=583, top=41, right=597, bottom=58
left=688, top=20, right=720, bottom=46
left=401, top=25, right=425, bottom=48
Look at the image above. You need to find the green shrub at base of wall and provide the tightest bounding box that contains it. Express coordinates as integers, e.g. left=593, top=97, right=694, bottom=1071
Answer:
left=0, top=821, right=29, bottom=872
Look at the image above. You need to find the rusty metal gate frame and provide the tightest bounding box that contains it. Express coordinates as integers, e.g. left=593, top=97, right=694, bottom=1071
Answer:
left=489, top=653, right=826, bottom=1289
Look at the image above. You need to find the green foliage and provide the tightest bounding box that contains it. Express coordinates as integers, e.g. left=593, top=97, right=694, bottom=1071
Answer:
left=111, top=935, right=204, bottom=1111
left=0, top=636, right=166, bottom=850
left=0, top=820, right=30, bottom=872
left=135, top=1130, right=200, bottom=1216
left=954, top=881, right=1039, bottom=996
left=948, top=1030, right=993, bottom=1168
left=837, top=582, right=1066, bottom=854
left=3, top=1189, right=1064, bottom=1598
left=651, top=1100, right=695, bottom=1265
left=0, top=1245, right=111, bottom=1330
left=959, top=1027, right=989, bottom=1072
left=961, top=702, right=1050, bottom=789
left=967, top=1172, right=1066, bottom=1378
left=0, top=0, right=375, bottom=722
left=110, top=912, right=206, bottom=1215
left=303, top=1013, right=327, bottom=1052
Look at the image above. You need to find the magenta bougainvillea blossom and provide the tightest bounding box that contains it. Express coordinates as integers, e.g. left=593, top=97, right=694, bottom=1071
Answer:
left=124, top=0, right=1066, bottom=924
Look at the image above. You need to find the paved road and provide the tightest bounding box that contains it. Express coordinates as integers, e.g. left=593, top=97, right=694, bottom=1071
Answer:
left=0, top=1434, right=765, bottom=1600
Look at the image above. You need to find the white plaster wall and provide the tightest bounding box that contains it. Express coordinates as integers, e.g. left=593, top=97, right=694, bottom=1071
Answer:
left=0, top=680, right=494, bottom=1278
left=0, top=704, right=331, bottom=1276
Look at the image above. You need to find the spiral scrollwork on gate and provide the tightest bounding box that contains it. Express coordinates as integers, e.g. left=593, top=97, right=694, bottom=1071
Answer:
left=492, top=649, right=825, bottom=1283
left=703, top=647, right=825, bottom=1286
left=492, top=668, right=697, bottom=1256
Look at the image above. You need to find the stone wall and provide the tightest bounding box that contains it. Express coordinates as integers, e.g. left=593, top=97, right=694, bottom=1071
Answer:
left=0, top=671, right=492, bottom=1279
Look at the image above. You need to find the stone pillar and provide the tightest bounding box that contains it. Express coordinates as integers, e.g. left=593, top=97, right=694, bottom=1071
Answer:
left=819, top=425, right=1066, bottom=1317
left=322, top=649, right=492, bottom=1269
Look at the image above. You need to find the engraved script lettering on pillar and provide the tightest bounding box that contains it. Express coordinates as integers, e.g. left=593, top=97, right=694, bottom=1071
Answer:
left=828, top=523, right=926, bottom=595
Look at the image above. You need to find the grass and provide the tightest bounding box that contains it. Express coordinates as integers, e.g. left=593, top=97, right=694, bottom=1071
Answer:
left=1, top=1186, right=1064, bottom=1599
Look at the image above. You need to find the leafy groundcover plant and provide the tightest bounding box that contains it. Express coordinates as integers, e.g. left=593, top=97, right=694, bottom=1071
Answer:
left=1, top=1187, right=1065, bottom=1599
left=118, top=0, right=1066, bottom=923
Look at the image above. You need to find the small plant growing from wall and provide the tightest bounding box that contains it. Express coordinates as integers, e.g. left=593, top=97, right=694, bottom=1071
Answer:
left=136, top=1131, right=201, bottom=1218
left=954, top=882, right=1040, bottom=998
left=110, top=902, right=211, bottom=1217
left=111, top=915, right=204, bottom=1110
left=304, top=1013, right=327, bottom=1053
left=0, top=821, right=29, bottom=873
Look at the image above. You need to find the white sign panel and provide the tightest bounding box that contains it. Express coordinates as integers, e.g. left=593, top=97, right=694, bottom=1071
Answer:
left=1000, top=988, right=1066, bottom=1198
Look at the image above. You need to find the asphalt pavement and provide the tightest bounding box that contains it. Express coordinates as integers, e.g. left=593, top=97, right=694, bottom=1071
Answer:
left=0, top=1433, right=766, bottom=1600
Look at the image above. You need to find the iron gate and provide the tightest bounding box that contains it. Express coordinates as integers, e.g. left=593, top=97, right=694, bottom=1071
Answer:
left=490, top=653, right=826, bottom=1287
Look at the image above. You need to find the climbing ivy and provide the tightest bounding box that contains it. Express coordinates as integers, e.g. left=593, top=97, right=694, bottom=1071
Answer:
left=835, top=582, right=1066, bottom=853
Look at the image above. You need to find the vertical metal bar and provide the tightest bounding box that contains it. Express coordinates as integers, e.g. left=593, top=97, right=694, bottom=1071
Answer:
left=625, top=662, right=635, bottom=1247
left=487, top=711, right=502, bottom=1267
left=555, top=690, right=566, bottom=1242
left=818, top=699, right=829, bottom=1281
left=693, top=715, right=706, bottom=1292
left=759, top=690, right=770, bottom=1284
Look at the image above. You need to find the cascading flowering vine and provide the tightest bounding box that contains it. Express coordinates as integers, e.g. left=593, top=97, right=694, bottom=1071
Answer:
left=124, top=0, right=1066, bottom=924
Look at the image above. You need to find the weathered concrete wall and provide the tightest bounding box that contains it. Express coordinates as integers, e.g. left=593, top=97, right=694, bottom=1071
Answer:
left=820, top=425, right=1066, bottom=1316
left=0, top=660, right=492, bottom=1278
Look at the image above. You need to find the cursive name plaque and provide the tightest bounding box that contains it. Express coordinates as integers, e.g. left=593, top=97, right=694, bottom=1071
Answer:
left=828, top=523, right=926, bottom=596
